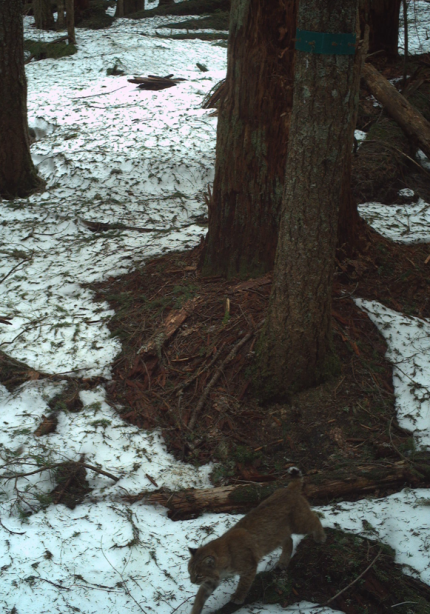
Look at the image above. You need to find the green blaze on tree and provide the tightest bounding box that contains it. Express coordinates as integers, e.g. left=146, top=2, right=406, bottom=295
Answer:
left=0, top=0, right=44, bottom=199
left=256, top=0, right=360, bottom=399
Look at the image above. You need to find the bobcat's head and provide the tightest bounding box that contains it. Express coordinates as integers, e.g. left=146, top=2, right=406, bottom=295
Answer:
left=188, top=547, right=219, bottom=585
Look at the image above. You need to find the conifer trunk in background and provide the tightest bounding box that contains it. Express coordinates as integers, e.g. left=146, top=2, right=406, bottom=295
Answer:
left=74, top=0, right=90, bottom=23
left=0, top=0, right=44, bottom=198
left=66, top=0, right=75, bottom=43
left=337, top=15, right=368, bottom=252
left=121, top=0, right=145, bottom=15
left=360, top=0, right=401, bottom=58
left=201, top=0, right=297, bottom=279
left=57, top=0, right=66, bottom=28
left=116, top=0, right=124, bottom=17
left=256, top=0, right=360, bottom=399
left=33, top=0, right=55, bottom=30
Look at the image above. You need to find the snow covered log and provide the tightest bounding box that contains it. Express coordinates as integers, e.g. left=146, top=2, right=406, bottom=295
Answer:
left=126, top=459, right=430, bottom=519
left=362, top=62, right=430, bottom=160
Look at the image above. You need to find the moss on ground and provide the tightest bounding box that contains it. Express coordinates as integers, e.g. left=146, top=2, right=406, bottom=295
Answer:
left=24, top=39, right=77, bottom=61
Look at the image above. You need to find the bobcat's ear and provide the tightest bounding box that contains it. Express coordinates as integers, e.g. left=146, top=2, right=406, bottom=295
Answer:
left=203, top=555, right=216, bottom=568
left=188, top=547, right=198, bottom=556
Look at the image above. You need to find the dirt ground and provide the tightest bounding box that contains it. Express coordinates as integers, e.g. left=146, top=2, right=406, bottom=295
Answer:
left=93, top=230, right=429, bottom=486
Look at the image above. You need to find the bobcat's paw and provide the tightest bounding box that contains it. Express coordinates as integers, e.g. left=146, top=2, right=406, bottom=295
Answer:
left=230, top=594, right=245, bottom=605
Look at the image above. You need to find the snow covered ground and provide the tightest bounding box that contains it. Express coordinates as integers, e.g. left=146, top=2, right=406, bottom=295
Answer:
left=1, top=3, right=430, bottom=613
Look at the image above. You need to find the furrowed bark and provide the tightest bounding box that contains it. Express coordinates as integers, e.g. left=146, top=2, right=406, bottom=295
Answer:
left=256, top=0, right=360, bottom=399
left=0, top=0, right=44, bottom=198
left=201, top=0, right=297, bottom=278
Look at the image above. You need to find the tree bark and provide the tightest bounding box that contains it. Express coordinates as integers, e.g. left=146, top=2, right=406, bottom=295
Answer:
left=256, top=0, right=360, bottom=399
left=57, top=0, right=66, bottom=28
left=362, top=62, right=430, bottom=161
left=33, top=0, right=55, bottom=30
left=74, top=0, right=90, bottom=24
left=66, top=0, right=75, bottom=44
left=201, top=0, right=297, bottom=279
left=121, top=0, right=145, bottom=15
left=0, top=0, right=44, bottom=199
left=124, top=459, right=429, bottom=519
left=359, top=0, right=402, bottom=58
left=337, top=21, right=368, bottom=252
left=116, top=0, right=124, bottom=17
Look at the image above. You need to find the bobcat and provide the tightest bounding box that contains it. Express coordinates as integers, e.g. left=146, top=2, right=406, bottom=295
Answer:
left=187, top=468, right=326, bottom=614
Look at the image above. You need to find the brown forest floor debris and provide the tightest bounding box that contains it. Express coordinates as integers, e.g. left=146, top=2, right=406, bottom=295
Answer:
left=93, top=229, right=430, bottom=498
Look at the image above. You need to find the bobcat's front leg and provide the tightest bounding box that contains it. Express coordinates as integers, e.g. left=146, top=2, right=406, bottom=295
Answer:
left=277, top=535, right=293, bottom=569
left=191, top=578, right=219, bottom=614
left=231, top=566, right=257, bottom=604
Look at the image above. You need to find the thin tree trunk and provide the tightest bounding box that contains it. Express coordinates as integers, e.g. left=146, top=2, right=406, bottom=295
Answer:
left=116, top=0, right=124, bottom=17
left=66, top=0, right=75, bottom=44
left=122, top=0, right=145, bottom=15
left=256, top=0, right=360, bottom=399
left=74, top=0, right=90, bottom=23
left=359, top=0, right=402, bottom=58
left=57, top=0, right=66, bottom=28
left=33, top=0, right=55, bottom=30
left=0, top=0, right=44, bottom=198
left=337, top=21, right=368, bottom=252
left=201, top=0, right=297, bottom=279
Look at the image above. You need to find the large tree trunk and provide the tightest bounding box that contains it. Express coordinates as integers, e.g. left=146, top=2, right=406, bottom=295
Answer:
left=256, top=0, right=360, bottom=399
left=0, top=0, right=44, bottom=199
left=360, top=0, right=402, bottom=58
left=201, top=0, right=297, bottom=279
left=33, top=0, right=55, bottom=30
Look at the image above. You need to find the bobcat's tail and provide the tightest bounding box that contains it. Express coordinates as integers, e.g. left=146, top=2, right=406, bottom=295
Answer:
left=286, top=466, right=303, bottom=492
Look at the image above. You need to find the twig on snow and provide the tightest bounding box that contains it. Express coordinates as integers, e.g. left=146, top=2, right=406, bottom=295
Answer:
left=2, top=460, right=119, bottom=483
left=69, top=86, right=127, bottom=100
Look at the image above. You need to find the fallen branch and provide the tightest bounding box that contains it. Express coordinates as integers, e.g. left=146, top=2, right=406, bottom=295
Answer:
left=69, top=86, right=127, bottom=100
left=362, top=62, right=430, bottom=160
left=2, top=460, right=119, bottom=483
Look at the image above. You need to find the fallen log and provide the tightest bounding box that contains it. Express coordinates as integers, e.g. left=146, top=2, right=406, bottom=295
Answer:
left=124, top=458, right=430, bottom=519
left=362, top=62, right=430, bottom=160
